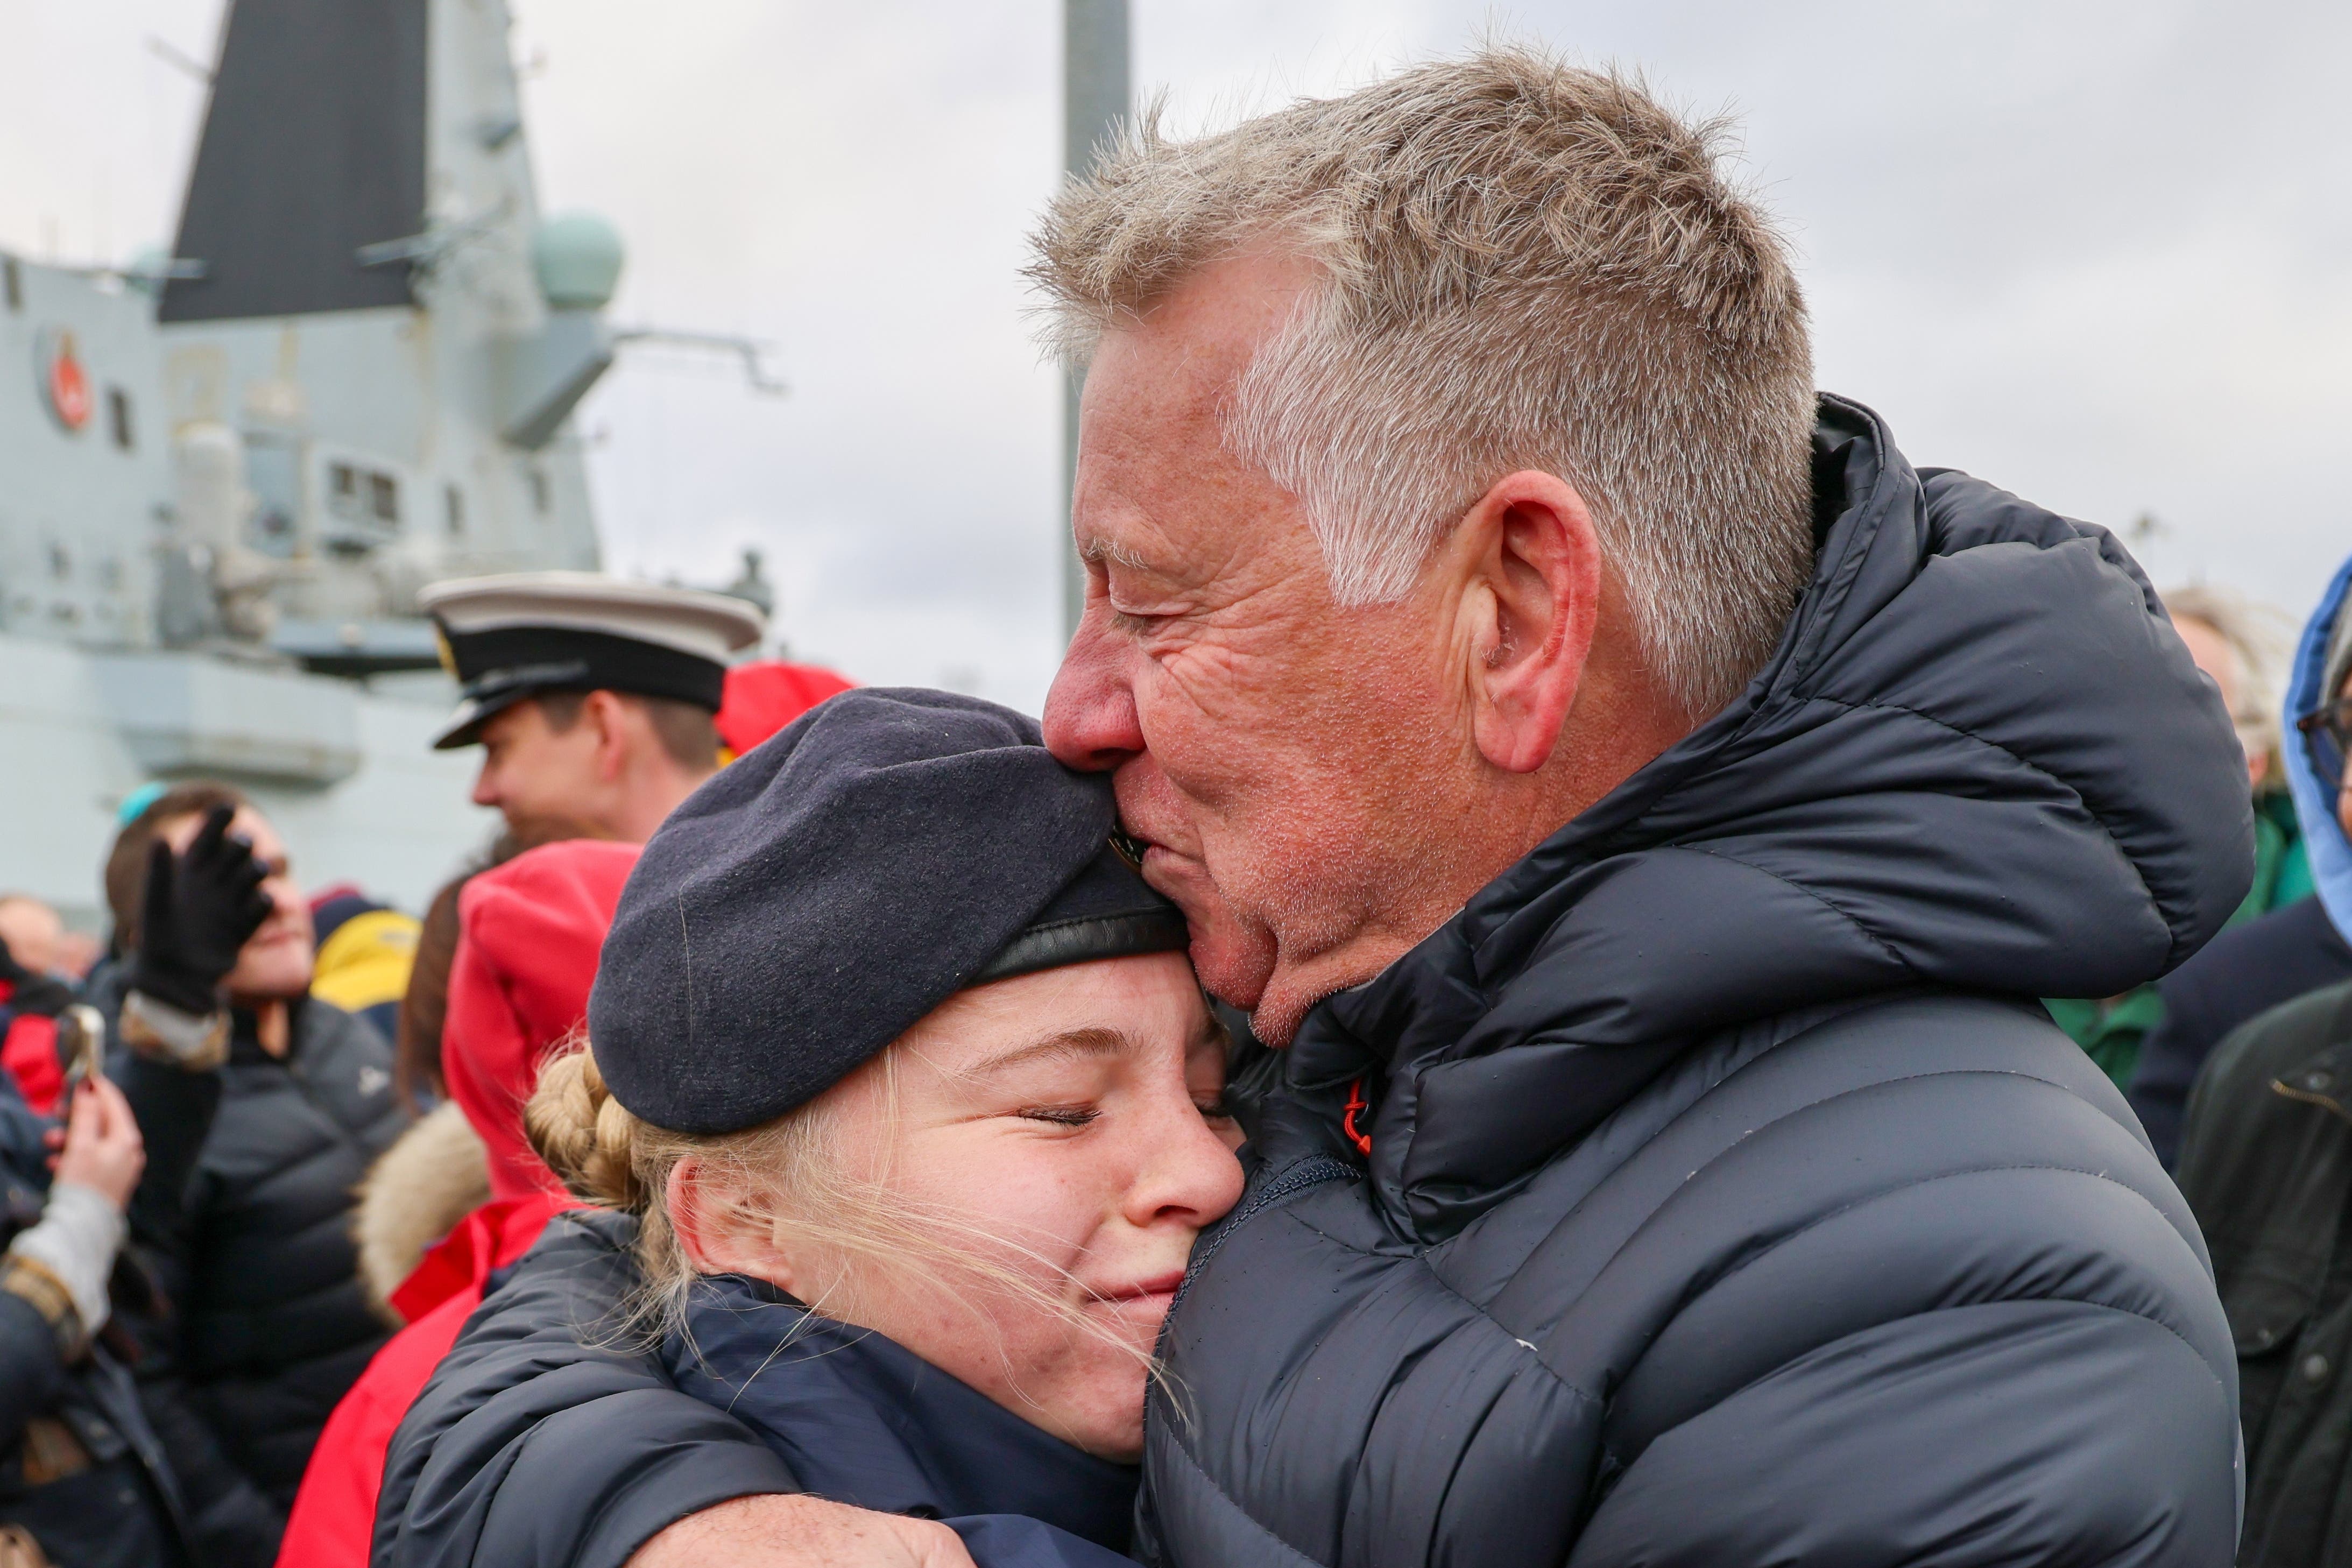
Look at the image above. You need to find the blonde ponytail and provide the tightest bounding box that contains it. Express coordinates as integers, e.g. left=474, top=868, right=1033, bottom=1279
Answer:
left=524, top=1043, right=648, bottom=1210
left=522, top=1037, right=836, bottom=1339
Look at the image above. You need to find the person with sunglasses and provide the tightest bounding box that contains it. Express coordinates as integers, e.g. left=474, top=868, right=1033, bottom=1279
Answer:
left=2173, top=555, right=2352, bottom=1568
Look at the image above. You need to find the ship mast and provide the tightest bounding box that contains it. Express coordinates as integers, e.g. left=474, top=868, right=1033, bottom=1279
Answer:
left=1061, top=0, right=1128, bottom=642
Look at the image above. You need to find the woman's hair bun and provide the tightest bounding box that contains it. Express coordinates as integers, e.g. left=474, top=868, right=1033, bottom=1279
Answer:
left=524, top=1044, right=649, bottom=1211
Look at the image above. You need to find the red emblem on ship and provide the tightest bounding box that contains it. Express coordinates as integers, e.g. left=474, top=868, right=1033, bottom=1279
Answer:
left=36, top=329, right=91, bottom=432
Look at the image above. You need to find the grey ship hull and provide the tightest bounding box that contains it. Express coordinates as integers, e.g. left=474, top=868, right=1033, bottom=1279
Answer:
left=0, top=631, right=491, bottom=927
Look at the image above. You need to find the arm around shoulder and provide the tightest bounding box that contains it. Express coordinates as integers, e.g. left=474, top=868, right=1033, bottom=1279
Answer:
left=373, top=1210, right=796, bottom=1568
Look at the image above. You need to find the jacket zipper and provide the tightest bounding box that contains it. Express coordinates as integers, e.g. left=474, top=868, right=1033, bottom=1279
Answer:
left=1169, top=1154, right=1357, bottom=1316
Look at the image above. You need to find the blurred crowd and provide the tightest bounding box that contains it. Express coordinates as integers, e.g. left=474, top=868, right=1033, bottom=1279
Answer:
left=4, top=551, right=2352, bottom=1566
left=0, top=574, right=849, bottom=1567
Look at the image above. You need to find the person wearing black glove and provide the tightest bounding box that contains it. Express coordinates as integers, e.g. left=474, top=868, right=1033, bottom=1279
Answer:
left=102, top=784, right=405, bottom=1568
left=123, top=805, right=273, bottom=1023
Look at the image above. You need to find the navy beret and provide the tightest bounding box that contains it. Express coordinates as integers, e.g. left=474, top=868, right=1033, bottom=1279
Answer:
left=588, top=688, right=1189, bottom=1134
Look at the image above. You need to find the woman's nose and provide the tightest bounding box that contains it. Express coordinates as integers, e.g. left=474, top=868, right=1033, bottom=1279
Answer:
left=1128, top=1099, right=1247, bottom=1231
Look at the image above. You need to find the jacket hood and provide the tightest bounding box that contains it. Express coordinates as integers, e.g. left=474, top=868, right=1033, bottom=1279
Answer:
left=1294, top=395, right=2253, bottom=1235
left=352, top=1099, right=490, bottom=1313
left=2281, top=554, right=2352, bottom=943
left=447, top=838, right=640, bottom=1202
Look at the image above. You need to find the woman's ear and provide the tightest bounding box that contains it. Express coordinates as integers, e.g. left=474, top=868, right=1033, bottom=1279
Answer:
left=666, top=1159, right=795, bottom=1291
left=1450, top=470, right=1604, bottom=774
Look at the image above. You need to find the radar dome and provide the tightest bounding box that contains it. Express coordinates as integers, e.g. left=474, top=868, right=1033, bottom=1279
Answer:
left=533, top=212, right=625, bottom=310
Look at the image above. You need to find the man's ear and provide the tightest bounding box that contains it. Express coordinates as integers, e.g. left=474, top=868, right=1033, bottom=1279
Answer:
left=1452, top=470, right=1603, bottom=774
left=582, top=689, right=634, bottom=783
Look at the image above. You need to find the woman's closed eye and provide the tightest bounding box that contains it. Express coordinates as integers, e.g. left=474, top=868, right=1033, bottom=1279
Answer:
left=1015, top=1104, right=1101, bottom=1129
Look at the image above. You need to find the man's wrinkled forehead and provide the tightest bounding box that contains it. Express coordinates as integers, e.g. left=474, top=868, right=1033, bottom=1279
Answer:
left=1075, top=251, right=1319, bottom=578
left=1079, top=310, right=1236, bottom=485
left=1084, top=250, right=1313, bottom=425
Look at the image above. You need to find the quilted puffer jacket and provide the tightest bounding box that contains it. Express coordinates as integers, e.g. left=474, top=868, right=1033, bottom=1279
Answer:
left=378, top=398, right=2251, bottom=1567
left=1140, top=395, right=2248, bottom=1566
left=115, top=996, right=405, bottom=1566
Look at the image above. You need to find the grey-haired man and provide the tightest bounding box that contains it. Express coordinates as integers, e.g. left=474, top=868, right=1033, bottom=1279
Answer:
left=383, top=49, right=2246, bottom=1568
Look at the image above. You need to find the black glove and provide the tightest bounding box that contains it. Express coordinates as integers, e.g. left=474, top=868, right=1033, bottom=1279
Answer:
left=0, top=935, right=73, bottom=1017
left=128, top=805, right=273, bottom=1015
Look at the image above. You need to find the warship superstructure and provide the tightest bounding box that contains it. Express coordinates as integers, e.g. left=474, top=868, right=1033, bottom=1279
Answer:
left=1, top=0, right=698, bottom=927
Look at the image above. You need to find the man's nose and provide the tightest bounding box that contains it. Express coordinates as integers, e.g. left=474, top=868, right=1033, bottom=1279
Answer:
left=1042, top=612, right=1146, bottom=772
left=469, top=763, right=499, bottom=808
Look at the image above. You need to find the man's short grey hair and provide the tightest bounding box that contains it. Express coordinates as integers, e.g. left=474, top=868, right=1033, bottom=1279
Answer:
left=1031, top=46, right=1819, bottom=718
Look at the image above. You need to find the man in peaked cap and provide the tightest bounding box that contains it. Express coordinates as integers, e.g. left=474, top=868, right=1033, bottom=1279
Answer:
left=421, top=572, right=764, bottom=846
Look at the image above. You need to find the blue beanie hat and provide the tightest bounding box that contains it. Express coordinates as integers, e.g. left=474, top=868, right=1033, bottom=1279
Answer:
left=587, top=688, right=1190, bottom=1134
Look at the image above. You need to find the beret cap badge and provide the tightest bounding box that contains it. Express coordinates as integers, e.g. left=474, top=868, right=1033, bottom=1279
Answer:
left=1108, top=827, right=1148, bottom=874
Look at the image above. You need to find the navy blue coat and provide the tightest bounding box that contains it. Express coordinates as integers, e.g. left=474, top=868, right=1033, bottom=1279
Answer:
left=378, top=399, right=2249, bottom=1567
left=114, top=996, right=406, bottom=1565
left=669, top=1273, right=1137, bottom=1567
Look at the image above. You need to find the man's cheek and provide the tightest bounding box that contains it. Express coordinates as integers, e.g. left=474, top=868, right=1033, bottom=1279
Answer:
left=1188, top=916, right=1276, bottom=1014
left=1139, top=854, right=1274, bottom=1010
left=1138, top=641, right=1265, bottom=761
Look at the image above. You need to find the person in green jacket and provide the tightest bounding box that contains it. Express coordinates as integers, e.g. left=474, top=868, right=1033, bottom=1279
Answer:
left=2047, top=584, right=2307, bottom=1089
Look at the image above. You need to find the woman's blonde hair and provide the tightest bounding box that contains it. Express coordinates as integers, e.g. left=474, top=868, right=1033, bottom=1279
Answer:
left=524, top=1038, right=1169, bottom=1407
left=526, top=1039, right=889, bottom=1340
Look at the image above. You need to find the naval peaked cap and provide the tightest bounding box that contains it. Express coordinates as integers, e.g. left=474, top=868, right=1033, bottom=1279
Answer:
left=421, top=571, right=766, bottom=748
left=588, top=688, right=1190, bottom=1134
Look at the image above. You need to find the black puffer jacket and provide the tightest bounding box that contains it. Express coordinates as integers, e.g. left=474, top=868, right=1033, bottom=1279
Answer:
left=378, top=399, right=2249, bottom=1567
left=116, top=996, right=404, bottom=1556
left=0, top=1084, right=192, bottom=1568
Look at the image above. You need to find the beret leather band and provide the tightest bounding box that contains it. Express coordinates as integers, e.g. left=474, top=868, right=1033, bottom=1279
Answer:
left=971, top=907, right=1192, bottom=987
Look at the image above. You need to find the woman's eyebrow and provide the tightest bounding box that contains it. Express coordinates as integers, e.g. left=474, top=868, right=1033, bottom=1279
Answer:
left=965, top=1026, right=1130, bottom=1078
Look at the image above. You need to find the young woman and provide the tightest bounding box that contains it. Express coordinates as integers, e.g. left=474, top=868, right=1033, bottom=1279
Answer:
left=512, top=690, right=1244, bottom=1568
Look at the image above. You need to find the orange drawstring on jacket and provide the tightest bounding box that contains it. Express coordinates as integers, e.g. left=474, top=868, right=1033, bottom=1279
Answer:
left=1343, top=1078, right=1373, bottom=1155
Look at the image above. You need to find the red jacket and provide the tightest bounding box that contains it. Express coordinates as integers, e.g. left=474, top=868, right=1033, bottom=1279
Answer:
left=715, top=659, right=853, bottom=761
left=443, top=842, right=642, bottom=1203
left=276, top=841, right=639, bottom=1568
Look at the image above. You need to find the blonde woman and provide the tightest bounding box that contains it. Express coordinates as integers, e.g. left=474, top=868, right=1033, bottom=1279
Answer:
left=383, top=691, right=1243, bottom=1568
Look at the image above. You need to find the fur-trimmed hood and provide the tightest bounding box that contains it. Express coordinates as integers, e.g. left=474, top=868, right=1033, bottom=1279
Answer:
left=351, top=1102, right=489, bottom=1318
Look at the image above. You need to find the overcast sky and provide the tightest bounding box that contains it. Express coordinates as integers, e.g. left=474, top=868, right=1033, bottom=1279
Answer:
left=4, top=1, right=2346, bottom=713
